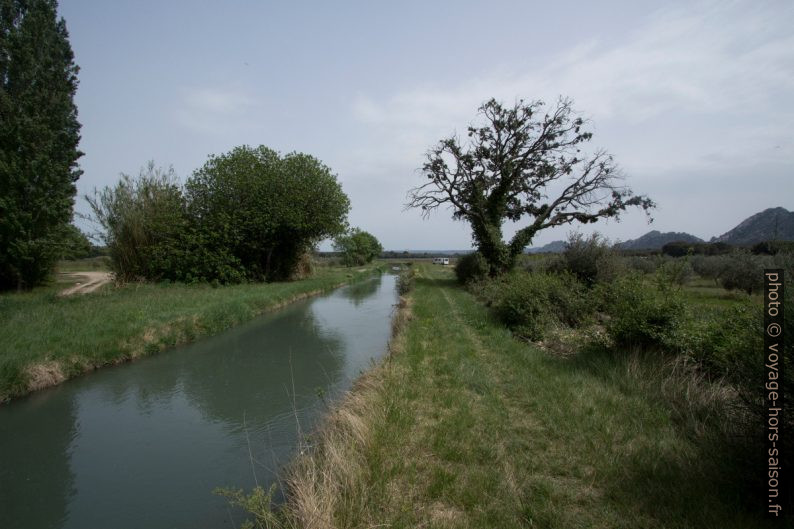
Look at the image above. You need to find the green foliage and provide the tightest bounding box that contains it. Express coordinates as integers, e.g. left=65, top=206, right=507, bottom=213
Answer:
left=396, top=268, right=415, bottom=295
left=654, top=258, right=694, bottom=289
left=691, top=255, right=727, bottom=285
left=605, top=276, right=685, bottom=349
left=660, top=241, right=732, bottom=257
left=454, top=251, right=490, bottom=284
left=186, top=145, right=350, bottom=282
left=408, top=97, right=653, bottom=275
left=718, top=250, right=768, bottom=295
left=752, top=240, right=794, bottom=255
left=88, top=147, right=350, bottom=284
left=58, top=224, right=93, bottom=260
left=681, top=302, right=762, bottom=373
left=479, top=271, right=589, bottom=341
left=87, top=163, right=193, bottom=282
left=0, top=0, right=83, bottom=290
left=661, top=241, right=695, bottom=257
left=625, top=255, right=657, bottom=275
left=214, top=484, right=283, bottom=529
left=678, top=284, right=793, bottom=487
left=333, top=228, right=383, bottom=266
left=556, top=232, right=622, bottom=286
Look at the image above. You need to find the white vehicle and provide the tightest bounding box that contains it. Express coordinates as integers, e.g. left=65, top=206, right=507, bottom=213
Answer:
left=432, top=257, right=450, bottom=265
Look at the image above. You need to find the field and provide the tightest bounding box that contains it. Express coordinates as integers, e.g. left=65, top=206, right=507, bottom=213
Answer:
left=272, top=261, right=781, bottom=528
left=0, top=261, right=381, bottom=402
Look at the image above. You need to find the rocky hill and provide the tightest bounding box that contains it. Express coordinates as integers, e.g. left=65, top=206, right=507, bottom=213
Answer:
left=526, top=240, right=567, bottom=254
left=616, top=230, right=703, bottom=250
left=711, top=207, right=794, bottom=246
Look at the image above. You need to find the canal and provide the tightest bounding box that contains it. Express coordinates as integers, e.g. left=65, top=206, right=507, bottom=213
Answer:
left=0, top=273, right=397, bottom=529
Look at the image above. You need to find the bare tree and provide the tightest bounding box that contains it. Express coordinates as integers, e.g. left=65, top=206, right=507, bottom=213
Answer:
left=407, top=97, right=654, bottom=275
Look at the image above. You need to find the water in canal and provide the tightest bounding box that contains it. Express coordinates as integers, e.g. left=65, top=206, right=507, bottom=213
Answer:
left=0, top=274, right=397, bottom=529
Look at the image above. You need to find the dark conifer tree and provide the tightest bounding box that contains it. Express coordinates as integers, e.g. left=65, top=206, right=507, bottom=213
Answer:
left=0, top=0, right=82, bottom=289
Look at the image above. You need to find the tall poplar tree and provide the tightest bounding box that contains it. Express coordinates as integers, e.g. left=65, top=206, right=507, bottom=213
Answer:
left=0, top=0, right=82, bottom=290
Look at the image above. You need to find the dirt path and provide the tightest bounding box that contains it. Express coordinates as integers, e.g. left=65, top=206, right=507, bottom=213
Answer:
left=59, top=271, right=113, bottom=296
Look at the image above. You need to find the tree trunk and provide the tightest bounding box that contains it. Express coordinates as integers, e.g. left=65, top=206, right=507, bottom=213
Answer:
left=470, top=217, right=512, bottom=276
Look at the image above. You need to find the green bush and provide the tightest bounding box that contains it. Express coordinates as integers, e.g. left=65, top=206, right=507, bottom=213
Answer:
left=487, top=271, right=589, bottom=341
left=396, top=268, right=415, bottom=295
left=557, top=232, right=622, bottom=286
left=334, top=228, right=383, bottom=266
left=654, top=258, right=694, bottom=289
left=186, top=146, right=350, bottom=282
left=87, top=163, right=192, bottom=282
left=681, top=302, right=762, bottom=374
left=681, top=281, right=794, bottom=487
left=691, top=255, right=727, bottom=285
left=625, top=255, right=657, bottom=275
left=455, top=252, right=490, bottom=284
left=605, top=276, right=685, bottom=349
left=88, top=147, right=351, bottom=284
left=718, top=251, right=769, bottom=295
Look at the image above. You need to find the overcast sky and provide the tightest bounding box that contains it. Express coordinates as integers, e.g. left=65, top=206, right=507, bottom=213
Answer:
left=61, top=0, right=793, bottom=250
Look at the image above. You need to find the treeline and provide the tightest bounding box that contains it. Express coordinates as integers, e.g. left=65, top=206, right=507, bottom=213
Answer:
left=626, top=239, right=794, bottom=257
left=88, top=146, right=350, bottom=284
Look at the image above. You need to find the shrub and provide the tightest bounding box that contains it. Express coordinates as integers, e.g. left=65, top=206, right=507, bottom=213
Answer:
left=290, top=251, right=315, bottom=280
left=691, top=255, right=727, bottom=285
left=489, top=271, right=589, bottom=341
left=655, top=258, right=694, bottom=289
left=559, top=232, right=622, bottom=286
left=625, top=255, right=657, bottom=275
left=772, top=251, right=794, bottom=277
left=87, top=163, right=191, bottom=282
left=455, top=252, right=489, bottom=284
left=606, top=276, right=685, bottom=349
left=718, top=251, right=769, bottom=295
left=89, top=147, right=351, bottom=284
left=397, top=268, right=415, bottom=295
left=683, top=281, right=794, bottom=490
left=683, top=302, right=762, bottom=373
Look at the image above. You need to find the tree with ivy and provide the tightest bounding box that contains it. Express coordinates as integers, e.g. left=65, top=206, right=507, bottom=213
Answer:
left=408, top=97, right=653, bottom=276
left=0, top=0, right=82, bottom=289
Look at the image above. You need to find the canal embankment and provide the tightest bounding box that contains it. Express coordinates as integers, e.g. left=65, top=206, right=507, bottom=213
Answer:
left=0, top=264, right=382, bottom=402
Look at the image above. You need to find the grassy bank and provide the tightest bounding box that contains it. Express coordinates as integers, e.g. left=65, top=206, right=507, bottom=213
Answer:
left=276, top=264, right=772, bottom=528
left=0, top=264, right=381, bottom=402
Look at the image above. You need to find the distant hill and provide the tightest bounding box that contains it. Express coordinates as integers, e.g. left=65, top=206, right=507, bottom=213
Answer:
left=711, top=207, right=794, bottom=246
left=616, top=230, right=703, bottom=250
left=526, top=240, right=566, bottom=254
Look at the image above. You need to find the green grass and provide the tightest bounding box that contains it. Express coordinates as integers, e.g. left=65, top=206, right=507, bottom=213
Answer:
left=283, top=264, right=771, bottom=528
left=0, top=263, right=381, bottom=402
left=680, top=277, right=761, bottom=316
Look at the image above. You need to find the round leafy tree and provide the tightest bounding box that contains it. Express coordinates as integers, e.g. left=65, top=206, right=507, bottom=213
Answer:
left=186, top=145, right=350, bottom=281
left=334, top=228, right=383, bottom=266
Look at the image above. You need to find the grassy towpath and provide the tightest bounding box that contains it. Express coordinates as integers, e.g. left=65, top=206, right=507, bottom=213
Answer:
left=0, top=264, right=381, bottom=402
left=287, top=264, right=771, bottom=528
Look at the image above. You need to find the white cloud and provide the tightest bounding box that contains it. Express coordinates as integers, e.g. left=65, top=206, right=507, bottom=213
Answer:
left=350, top=1, right=794, bottom=173
left=174, top=86, right=261, bottom=136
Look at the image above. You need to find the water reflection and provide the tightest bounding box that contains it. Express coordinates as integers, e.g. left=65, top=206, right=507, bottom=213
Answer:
left=0, top=390, right=76, bottom=529
left=0, top=274, right=396, bottom=529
